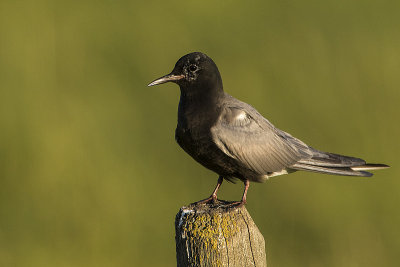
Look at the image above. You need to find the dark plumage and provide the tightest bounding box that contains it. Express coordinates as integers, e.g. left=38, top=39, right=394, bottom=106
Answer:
left=148, top=52, right=389, bottom=205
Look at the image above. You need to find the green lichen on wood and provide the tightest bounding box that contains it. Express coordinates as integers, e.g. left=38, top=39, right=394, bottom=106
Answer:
left=181, top=208, right=240, bottom=266
left=176, top=203, right=267, bottom=267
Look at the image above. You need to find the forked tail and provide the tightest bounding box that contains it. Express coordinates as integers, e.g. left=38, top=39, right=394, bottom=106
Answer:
left=290, top=149, right=389, bottom=177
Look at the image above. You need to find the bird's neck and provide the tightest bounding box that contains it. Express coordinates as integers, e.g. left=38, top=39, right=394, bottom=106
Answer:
left=181, top=85, right=223, bottom=104
left=178, top=83, right=224, bottom=129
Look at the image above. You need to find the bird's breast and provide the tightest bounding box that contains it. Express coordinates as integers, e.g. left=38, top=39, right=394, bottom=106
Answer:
left=177, top=96, right=220, bottom=131
left=175, top=105, right=218, bottom=161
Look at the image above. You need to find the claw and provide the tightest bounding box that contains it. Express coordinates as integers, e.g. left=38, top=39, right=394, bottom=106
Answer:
left=195, top=178, right=249, bottom=207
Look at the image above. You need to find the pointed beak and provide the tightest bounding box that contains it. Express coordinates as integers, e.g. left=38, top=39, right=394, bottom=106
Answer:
left=147, top=73, right=185, bottom=87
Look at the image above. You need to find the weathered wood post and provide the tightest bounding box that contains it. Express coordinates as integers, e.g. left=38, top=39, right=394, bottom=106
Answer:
left=175, top=200, right=267, bottom=267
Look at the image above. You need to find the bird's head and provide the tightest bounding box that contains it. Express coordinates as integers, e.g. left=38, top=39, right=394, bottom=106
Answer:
left=148, top=52, right=223, bottom=95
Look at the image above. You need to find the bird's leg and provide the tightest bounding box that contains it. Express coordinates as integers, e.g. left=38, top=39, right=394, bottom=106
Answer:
left=241, top=179, right=250, bottom=205
left=211, top=176, right=224, bottom=201
left=196, top=176, right=223, bottom=204
left=228, top=179, right=250, bottom=207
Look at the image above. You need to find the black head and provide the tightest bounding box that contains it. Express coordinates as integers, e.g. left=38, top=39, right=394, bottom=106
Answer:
left=148, top=52, right=223, bottom=95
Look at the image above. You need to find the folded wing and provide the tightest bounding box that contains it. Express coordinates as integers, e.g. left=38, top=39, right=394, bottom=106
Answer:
left=211, top=95, right=389, bottom=178
left=211, top=99, right=312, bottom=175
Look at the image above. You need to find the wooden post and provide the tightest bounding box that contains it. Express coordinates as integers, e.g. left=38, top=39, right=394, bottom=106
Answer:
left=175, top=200, right=267, bottom=267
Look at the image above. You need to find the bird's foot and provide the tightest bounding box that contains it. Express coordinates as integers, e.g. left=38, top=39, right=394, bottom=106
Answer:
left=193, top=176, right=223, bottom=205
left=194, top=193, right=218, bottom=205
left=193, top=197, right=245, bottom=209
left=224, top=199, right=246, bottom=208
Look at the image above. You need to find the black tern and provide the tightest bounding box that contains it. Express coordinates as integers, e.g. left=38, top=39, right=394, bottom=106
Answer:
left=148, top=52, right=389, bottom=205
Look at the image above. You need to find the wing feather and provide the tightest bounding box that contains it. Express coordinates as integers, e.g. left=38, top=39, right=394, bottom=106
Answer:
left=210, top=94, right=388, bottom=178
left=211, top=97, right=313, bottom=174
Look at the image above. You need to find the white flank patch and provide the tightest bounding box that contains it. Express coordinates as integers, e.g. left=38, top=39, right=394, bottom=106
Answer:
left=263, top=169, right=289, bottom=180
left=236, top=112, right=247, bottom=121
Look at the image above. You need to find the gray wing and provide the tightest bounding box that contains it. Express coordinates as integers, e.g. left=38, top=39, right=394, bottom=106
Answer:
left=211, top=96, right=313, bottom=175
left=211, top=95, right=384, bottom=178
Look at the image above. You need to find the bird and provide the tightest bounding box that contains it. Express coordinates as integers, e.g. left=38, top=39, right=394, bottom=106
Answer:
left=148, top=52, right=389, bottom=205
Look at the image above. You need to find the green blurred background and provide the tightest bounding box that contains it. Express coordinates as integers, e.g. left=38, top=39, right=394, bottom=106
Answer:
left=0, top=0, right=399, bottom=266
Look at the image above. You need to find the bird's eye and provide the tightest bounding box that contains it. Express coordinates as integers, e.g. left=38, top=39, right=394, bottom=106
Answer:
left=189, top=64, right=198, bottom=72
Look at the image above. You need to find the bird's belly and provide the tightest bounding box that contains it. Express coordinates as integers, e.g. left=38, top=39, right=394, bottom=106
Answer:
left=175, top=128, right=216, bottom=165
left=175, top=127, right=256, bottom=180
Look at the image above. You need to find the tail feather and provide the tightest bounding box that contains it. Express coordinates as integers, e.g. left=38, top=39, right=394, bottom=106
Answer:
left=292, top=149, right=389, bottom=177
left=351, top=163, right=390, bottom=171
left=291, top=163, right=373, bottom=177
left=299, top=149, right=366, bottom=167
